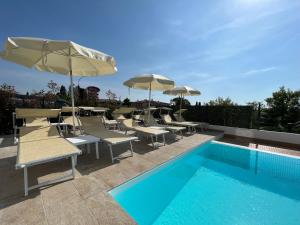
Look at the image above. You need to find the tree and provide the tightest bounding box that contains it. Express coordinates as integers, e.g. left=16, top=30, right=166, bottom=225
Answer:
left=106, top=89, right=118, bottom=108
left=123, top=98, right=131, bottom=106
left=59, top=85, right=67, bottom=97
left=207, top=97, right=236, bottom=106
left=247, top=101, right=264, bottom=110
left=47, top=80, right=60, bottom=94
left=171, top=97, right=191, bottom=109
left=106, top=90, right=117, bottom=101
left=264, top=86, right=300, bottom=129
left=0, top=83, right=16, bottom=108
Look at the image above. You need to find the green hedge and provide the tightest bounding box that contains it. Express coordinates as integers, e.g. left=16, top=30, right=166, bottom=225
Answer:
left=183, top=105, right=254, bottom=128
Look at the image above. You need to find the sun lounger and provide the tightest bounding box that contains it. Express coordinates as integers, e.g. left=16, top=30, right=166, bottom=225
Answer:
left=142, top=113, right=185, bottom=139
left=120, top=119, right=169, bottom=148
left=79, top=117, right=138, bottom=163
left=100, top=115, right=120, bottom=130
left=173, top=111, right=209, bottom=131
left=15, top=109, right=81, bottom=196
left=161, top=114, right=198, bottom=133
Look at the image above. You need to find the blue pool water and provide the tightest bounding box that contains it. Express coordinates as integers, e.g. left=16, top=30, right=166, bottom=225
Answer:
left=109, top=141, right=300, bottom=225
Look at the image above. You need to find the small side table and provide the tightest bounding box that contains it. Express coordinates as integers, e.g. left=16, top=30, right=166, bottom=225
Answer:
left=66, top=135, right=100, bottom=162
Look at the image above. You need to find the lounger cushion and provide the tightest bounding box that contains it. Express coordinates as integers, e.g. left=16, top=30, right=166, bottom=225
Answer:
left=17, top=138, right=80, bottom=167
left=122, top=119, right=169, bottom=136
left=19, top=126, right=60, bottom=142
left=79, top=117, right=137, bottom=145
left=63, top=116, right=82, bottom=127
left=162, top=115, right=198, bottom=127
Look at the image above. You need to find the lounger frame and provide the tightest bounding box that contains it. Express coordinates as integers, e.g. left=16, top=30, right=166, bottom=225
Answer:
left=15, top=145, right=78, bottom=196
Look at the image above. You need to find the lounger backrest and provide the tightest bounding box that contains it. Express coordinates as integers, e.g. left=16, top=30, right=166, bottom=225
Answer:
left=19, top=125, right=61, bottom=142
left=24, top=117, right=50, bottom=127
left=62, top=116, right=82, bottom=127
left=15, top=108, right=61, bottom=119
left=79, top=116, right=106, bottom=133
left=162, top=114, right=172, bottom=123
left=112, top=113, right=126, bottom=121
left=61, top=107, right=79, bottom=113
left=174, top=114, right=184, bottom=122
left=113, top=107, right=136, bottom=114
left=142, top=114, right=157, bottom=125
left=101, top=115, right=109, bottom=123
left=121, top=119, right=133, bottom=129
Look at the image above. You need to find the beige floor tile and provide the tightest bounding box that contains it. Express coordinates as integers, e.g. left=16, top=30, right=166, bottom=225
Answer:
left=72, top=176, right=109, bottom=199
left=0, top=194, right=47, bottom=225
left=43, top=194, right=98, bottom=225
left=85, top=191, right=137, bottom=225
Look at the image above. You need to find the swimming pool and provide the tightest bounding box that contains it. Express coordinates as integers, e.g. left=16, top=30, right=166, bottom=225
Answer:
left=109, top=141, right=300, bottom=225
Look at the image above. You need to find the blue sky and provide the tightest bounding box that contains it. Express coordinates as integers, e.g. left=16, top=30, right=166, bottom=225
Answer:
left=0, top=0, right=299, bottom=104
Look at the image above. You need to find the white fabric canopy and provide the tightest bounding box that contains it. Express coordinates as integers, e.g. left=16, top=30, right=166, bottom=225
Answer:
left=124, top=74, right=175, bottom=121
left=0, top=37, right=117, bottom=75
left=163, top=86, right=201, bottom=119
left=123, top=74, right=174, bottom=90
left=163, top=86, right=201, bottom=96
left=0, top=37, right=117, bottom=131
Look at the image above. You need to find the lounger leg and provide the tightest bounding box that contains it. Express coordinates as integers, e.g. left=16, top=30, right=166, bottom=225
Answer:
left=180, top=130, right=183, bottom=139
left=95, top=142, right=99, bottom=159
left=129, top=141, right=133, bottom=157
left=150, top=135, right=155, bottom=148
left=109, top=144, right=114, bottom=163
left=71, top=156, right=76, bottom=178
left=162, top=134, right=166, bottom=146
left=87, top=144, right=91, bottom=154
left=74, top=155, right=78, bottom=166
left=14, top=127, right=17, bottom=144
left=24, top=167, right=28, bottom=196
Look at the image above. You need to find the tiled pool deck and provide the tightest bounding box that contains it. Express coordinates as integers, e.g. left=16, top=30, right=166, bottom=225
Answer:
left=0, top=131, right=299, bottom=225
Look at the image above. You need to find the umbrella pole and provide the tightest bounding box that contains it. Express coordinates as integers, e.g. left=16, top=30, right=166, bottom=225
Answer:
left=69, top=48, right=76, bottom=134
left=148, top=82, right=152, bottom=123
left=180, top=93, right=183, bottom=121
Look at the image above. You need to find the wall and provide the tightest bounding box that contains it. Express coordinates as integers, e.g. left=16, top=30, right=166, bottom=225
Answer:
left=209, top=125, right=300, bottom=145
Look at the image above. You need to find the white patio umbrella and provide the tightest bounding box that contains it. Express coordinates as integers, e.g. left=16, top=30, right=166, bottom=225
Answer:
left=123, top=74, right=175, bottom=122
left=0, top=37, right=117, bottom=132
left=163, top=86, right=201, bottom=120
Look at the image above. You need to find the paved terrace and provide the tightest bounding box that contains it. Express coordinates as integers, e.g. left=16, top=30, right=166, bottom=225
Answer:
left=0, top=131, right=300, bottom=225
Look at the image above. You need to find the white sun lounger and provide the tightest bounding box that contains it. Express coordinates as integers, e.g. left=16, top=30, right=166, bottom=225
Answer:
left=121, top=119, right=169, bottom=148
left=100, top=115, right=120, bottom=130
left=142, top=113, right=185, bottom=139
left=162, top=114, right=198, bottom=133
left=14, top=109, right=81, bottom=196
left=173, top=111, right=209, bottom=131
left=79, top=117, right=138, bottom=163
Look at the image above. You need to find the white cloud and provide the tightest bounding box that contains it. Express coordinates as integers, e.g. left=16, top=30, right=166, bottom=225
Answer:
left=243, top=67, right=277, bottom=76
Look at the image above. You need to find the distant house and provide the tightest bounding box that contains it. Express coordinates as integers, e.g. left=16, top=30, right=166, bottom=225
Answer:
left=131, top=99, right=170, bottom=109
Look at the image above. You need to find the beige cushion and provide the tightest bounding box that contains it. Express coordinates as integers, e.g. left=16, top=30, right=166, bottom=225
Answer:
left=17, top=138, right=80, bottom=166
left=121, top=119, right=168, bottom=135
left=19, top=125, right=60, bottom=142
left=16, top=108, right=60, bottom=119
left=79, top=117, right=137, bottom=145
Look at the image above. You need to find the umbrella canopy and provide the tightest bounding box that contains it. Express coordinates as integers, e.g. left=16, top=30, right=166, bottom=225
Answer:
left=123, top=74, right=175, bottom=121
left=163, top=86, right=201, bottom=96
left=0, top=37, right=117, bottom=131
left=163, top=86, right=201, bottom=120
left=0, top=37, right=117, bottom=75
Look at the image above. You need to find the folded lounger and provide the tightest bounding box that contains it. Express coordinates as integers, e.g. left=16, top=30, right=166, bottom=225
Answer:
left=79, top=117, right=138, bottom=163
left=173, top=112, right=209, bottom=131
left=14, top=109, right=81, bottom=196
left=121, top=119, right=169, bottom=148
left=161, top=114, right=198, bottom=133
left=142, top=113, right=185, bottom=139
left=100, top=115, right=120, bottom=130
